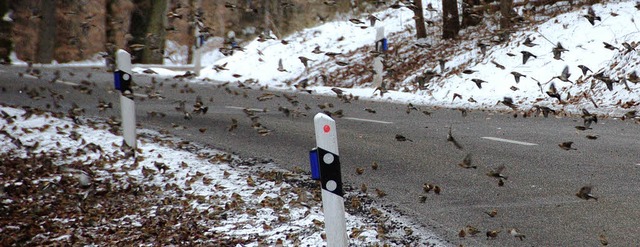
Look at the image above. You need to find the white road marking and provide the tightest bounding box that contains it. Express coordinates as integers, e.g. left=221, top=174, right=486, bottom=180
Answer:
left=133, top=93, right=148, bottom=98
left=55, top=80, right=80, bottom=86
left=481, top=137, right=538, bottom=146
left=225, top=106, right=266, bottom=112
left=343, top=117, right=393, bottom=124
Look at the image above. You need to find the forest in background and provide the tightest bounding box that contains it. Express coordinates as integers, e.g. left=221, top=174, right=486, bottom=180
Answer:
left=0, top=0, right=379, bottom=65
left=0, top=0, right=598, bottom=65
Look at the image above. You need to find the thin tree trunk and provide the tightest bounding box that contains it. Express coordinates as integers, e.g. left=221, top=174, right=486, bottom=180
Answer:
left=413, top=0, right=427, bottom=39
left=187, top=0, right=196, bottom=64
left=130, top=0, right=167, bottom=64
left=0, top=0, right=11, bottom=64
left=36, top=0, right=56, bottom=63
left=442, top=0, right=460, bottom=39
left=500, top=0, right=514, bottom=30
left=142, top=0, right=167, bottom=64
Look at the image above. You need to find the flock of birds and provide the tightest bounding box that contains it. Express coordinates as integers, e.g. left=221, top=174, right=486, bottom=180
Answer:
left=6, top=0, right=640, bottom=245
left=141, top=2, right=636, bottom=244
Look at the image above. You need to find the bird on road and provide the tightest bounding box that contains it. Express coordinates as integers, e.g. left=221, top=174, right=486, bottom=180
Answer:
left=582, top=109, right=598, bottom=128
left=371, top=161, right=379, bottom=170
left=228, top=118, right=238, bottom=132
left=463, top=225, right=480, bottom=236
left=486, top=230, right=500, bottom=239
left=192, top=95, right=208, bottom=114
left=485, top=209, right=498, bottom=217
left=395, top=134, right=413, bottom=142
left=576, top=185, right=598, bottom=200
left=509, top=228, right=526, bottom=241
left=599, top=232, right=608, bottom=245
left=487, top=165, right=508, bottom=179
left=447, top=126, right=463, bottom=150
left=533, top=105, right=556, bottom=118
left=458, top=153, right=477, bottom=169
left=375, top=188, right=386, bottom=198
left=558, top=141, right=576, bottom=150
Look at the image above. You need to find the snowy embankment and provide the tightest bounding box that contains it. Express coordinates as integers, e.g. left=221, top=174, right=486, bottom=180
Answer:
left=196, top=1, right=639, bottom=117
left=0, top=105, right=445, bottom=246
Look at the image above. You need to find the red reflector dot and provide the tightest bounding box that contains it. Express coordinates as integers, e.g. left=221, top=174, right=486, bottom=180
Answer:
left=323, top=125, right=331, bottom=133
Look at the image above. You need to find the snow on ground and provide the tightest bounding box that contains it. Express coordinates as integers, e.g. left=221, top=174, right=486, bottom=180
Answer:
left=185, top=0, right=639, bottom=117
left=0, top=105, right=445, bottom=246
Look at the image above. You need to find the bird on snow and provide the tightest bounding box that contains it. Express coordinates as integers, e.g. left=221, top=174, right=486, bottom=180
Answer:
left=510, top=71, right=526, bottom=83
left=298, top=56, right=314, bottom=68
left=277, top=58, right=287, bottom=72
left=577, top=65, right=592, bottom=76
left=546, top=82, right=562, bottom=102
left=471, top=78, right=487, bottom=89
left=523, top=36, right=538, bottom=47
left=520, top=51, right=537, bottom=64
left=583, top=7, right=601, bottom=25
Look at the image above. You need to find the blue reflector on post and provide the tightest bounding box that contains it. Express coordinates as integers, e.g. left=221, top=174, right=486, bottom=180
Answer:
left=382, top=38, right=388, bottom=52
left=114, top=71, right=122, bottom=91
left=309, top=148, right=321, bottom=180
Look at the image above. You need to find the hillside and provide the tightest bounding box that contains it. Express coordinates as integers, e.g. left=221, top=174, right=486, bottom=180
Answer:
left=199, top=0, right=639, bottom=118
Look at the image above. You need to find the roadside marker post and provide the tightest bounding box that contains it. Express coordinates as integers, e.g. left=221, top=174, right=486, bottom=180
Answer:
left=114, top=49, right=137, bottom=150
left=193, top=0, right=203, bottom=76
left=193, top=22, right=203, bottom=76
left=372, top=26, right=386, bottom=88
left=309, top=113, right=348, bottom=246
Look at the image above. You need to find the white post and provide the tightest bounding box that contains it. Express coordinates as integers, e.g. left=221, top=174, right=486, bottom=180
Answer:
left=193, top=0, right=203, bottom=76
left=372, top=26, right=385, bottom=88
left=313, top=113, right=348, bottom=246
left=115, top=49, right=136, bottom=149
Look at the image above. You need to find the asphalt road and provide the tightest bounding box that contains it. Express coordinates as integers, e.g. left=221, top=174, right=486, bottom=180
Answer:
left=1, top=65, right=639, bottom=246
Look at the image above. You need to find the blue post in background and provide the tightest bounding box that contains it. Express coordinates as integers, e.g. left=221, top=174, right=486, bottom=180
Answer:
left=372, top=26, right=385, bottom=89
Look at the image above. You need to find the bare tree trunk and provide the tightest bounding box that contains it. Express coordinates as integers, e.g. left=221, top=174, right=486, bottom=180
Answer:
left=106, top=0, right=134, bottom=69
left=442, top=0, right=460, bottom=39
left=130, top=0, right=167, bottom=64
left=36, top=0, right=56, bottom=63
left=187, top=0, right=196, bottom=64
left=500, top=0, right=514, bottom=30
left=0, top=0, right=11, bottom=64
left=412, top=0, right=427, bottom=39
left=461, top=0, right=481, bottom=28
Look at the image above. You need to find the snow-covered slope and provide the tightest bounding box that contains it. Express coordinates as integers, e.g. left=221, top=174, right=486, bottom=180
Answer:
left=198, top=1, right=639, bottom=116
